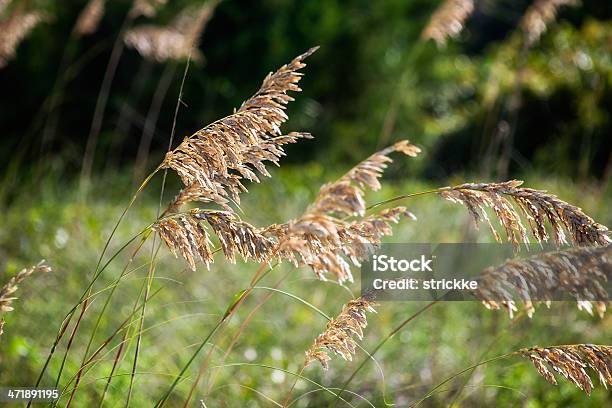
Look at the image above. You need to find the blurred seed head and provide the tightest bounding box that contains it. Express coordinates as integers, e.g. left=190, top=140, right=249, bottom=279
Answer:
left=74, top=0, right=105, bottom=37
left=0, top=5, right=46, bottom=68
left=130, top=0, right=168, bottom=18
left=421, top=0, right=475, bottom=46
left=521, top=0, right=579, bottom=46
left=124, top=0, right=219, bottom=62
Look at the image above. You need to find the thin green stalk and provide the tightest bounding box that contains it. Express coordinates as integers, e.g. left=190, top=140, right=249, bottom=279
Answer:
left=366, top=187, right=450, bottom=211
left=99, top=262, right=175, bottom=408
left=410, top=354, right=514, bottom=407
left=282, top=366, right=305, bottom=408
left=187, top=261, right=282, bottom=405
left=64, top=234, right=152, bottom=407
left=194, top=269, right=288, bottom=405
left=332, top=300, right=440, bottom=407
left=133, top=53, right=191, bottom=407
left=154, top=319, right=225, bottom=407
left=53, top=295, right=90, bottom=392
left=60, top=288, right=164, bottom=405
left=105, top=243, right=164, bottom=407
left=253, top=286, right=331, bottom=320
left=447, top=312, right=525, bottom=407
left=126, top=240, right=161, bottom=407
left=79, top=233, right=151, bottom=365
left=31, top=168, right=159, bottom=400
left=163, top=262, right=279, bottom=407
left=99, top=334, right=125, bottom=407
left=213, top=363, right=358, bottom=408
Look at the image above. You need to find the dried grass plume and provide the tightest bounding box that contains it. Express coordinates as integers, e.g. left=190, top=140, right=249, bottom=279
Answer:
left=308, top=141, right=420, bottom=218
left=440, top=180, right=610, bottom=249
left=475, top=244, right=611, bottom=318
left=0, top=260, right=52, bottom=313
left=305, top=293, right=377, bottom=370
left=162, top=47, right=317, bottom=211
left=266, top=141, right=419, bottom=283
left=520, top=344, right=612, bottom=395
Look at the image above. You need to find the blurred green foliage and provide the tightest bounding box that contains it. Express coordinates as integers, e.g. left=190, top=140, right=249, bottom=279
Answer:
left=0, top=0, right=610, bottom=185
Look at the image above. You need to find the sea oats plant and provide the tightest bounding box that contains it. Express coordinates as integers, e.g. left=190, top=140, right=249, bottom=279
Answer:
left=17, top=45, right=609, bottom=407
left=475, top=244, right=611, bottom=318
left=519, top=344, right=612, bottom=395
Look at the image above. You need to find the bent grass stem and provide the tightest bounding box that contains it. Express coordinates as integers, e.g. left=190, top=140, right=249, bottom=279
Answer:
left=332, top=300, right=440, bottom=407
left=30, top=168, right=160, bottom=404
left=410, top=354, right=514, bottom=407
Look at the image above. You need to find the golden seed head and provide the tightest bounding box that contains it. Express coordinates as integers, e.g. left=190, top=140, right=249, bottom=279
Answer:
left=520, top=344, right=612, bottom=395
left=305, top=293, right=378, bottom=370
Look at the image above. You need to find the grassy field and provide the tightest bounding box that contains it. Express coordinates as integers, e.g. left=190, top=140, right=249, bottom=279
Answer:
left=0, top=164, right=610, bottom=407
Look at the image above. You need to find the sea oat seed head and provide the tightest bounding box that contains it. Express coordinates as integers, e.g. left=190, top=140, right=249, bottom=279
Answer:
left=305, top=293, right=378, bottom=369
left=0, top=260, right=52, bottom=313
left=520, top=344, right=612, bottom=395
left=475, top=245, right=611, bottom=318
